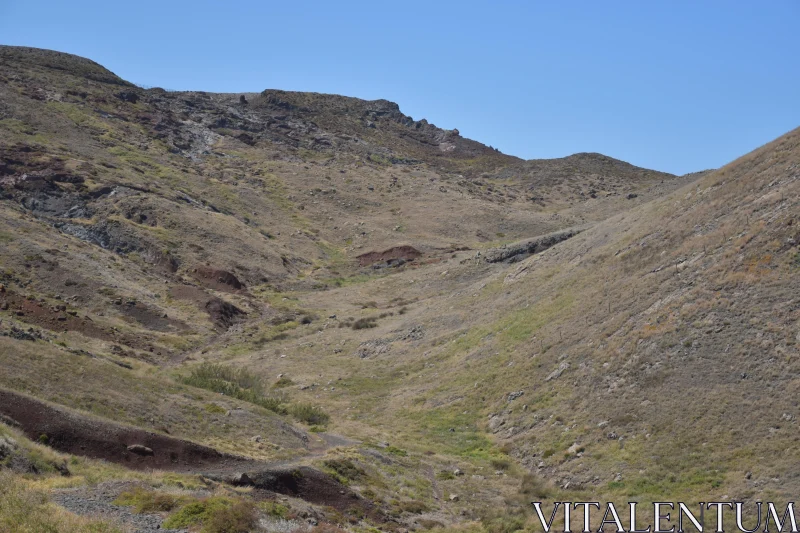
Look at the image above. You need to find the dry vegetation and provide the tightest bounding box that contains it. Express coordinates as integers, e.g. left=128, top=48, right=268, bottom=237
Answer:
left=0, top=45, right=797, bottom=531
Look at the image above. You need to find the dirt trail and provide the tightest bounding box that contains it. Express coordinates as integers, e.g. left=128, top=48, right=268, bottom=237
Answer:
left=0, top=388, right=380, bottom=519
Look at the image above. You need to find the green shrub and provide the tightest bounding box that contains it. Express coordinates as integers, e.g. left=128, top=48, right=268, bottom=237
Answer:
left=396, top=499, right=429, bottom=514
left=289, top=403, right=330, bottom=425
left=386, top=446, right=407, bottom=457
left=490, top=457, right=511, bottom=471
left=181, top=363, right=287, bottom=414
left=323, top=459, right=365, bottom=484
left=163, top=496, right=257, bottom=533
left=258, top=500, right=289, bottom=518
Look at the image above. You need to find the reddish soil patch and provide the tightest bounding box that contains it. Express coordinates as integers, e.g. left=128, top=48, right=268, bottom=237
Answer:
left=237, top=467, right=382, bottom=523
left=190, top=266, right=245, bottom=293
left=0, top=288, right=144, bottom=349
left=356, top=245, right=422, bottom=267
left=0, top=389, right=250, bottom=472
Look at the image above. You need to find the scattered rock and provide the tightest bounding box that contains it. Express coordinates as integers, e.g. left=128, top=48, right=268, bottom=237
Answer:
left=507, top=390, right=524, bottom=402
left=126, top=444, right=154, bottom=456
left=545, top=362, right=569, bottom=382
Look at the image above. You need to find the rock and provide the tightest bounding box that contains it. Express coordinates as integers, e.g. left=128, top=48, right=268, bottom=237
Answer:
left=126, top=444, right=154, bottom=456
left=567, top=443, right=581, bottom=455
left=115, top=91, right=139, bottom=103
left=507, top=390, right=524, bottom=402
left=488, top=415, right=506, bottom=432
left=230, top=472, right=253, bottom=486
left=545, top=362, right=569, bottom=382
left=449, top=494, right=460, bottom=502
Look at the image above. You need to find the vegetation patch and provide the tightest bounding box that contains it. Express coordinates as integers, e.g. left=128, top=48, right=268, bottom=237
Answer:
left=162, top=495, right=258, bottom=533
left=289, top=403, right=330, bottom=426
left=0, top=472, right=121, bottom=532
left=180, top=363, right=287, bottom=414
left=114, top=487, right=190, bottom=513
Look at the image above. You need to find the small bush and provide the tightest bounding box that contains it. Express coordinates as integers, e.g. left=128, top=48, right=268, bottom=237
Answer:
left=323, top=459, right=364, bottom=484
left=202, top=500, right=258, bottom=533
left=490, top=457, right=511, bottom=471
left=396, top=499, right=429, bottom=514
left=352, top=317, right=378, bottom=330
left=163, top=496, right=257, bottom=533
left=289, top=403, right=330, bottom=425
left=386, top=446, right=407, bottom=457
left=204, top=403, right=227, bottom=414
left=181, top=363, right=287, bottom=415
left=258, top=500, right=289, bottom=518
left=520, top=473, right=552, bottom=499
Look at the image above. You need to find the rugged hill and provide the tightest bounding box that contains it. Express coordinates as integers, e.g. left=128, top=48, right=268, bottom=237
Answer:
left=1, top=45, right=796, bottom=532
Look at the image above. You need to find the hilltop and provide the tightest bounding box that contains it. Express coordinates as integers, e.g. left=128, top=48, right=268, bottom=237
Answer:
left=0, top=45, right=797, bottom=532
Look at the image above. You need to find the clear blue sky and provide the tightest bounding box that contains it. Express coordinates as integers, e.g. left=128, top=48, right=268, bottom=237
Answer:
left=2, top=1, right=798, bottom=174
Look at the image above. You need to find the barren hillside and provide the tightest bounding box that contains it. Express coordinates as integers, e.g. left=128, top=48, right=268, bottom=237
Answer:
left=0, top=45, right=796, bottom=532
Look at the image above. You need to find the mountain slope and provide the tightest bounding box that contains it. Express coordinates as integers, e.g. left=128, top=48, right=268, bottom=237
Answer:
left=1, top=45, right=796, bottom=531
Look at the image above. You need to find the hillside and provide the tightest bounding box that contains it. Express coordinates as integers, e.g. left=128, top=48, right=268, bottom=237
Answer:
left=0, top=45, right=797, bottom=532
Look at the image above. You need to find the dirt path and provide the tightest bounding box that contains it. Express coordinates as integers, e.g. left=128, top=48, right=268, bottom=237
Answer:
left=0, top=388, right=381, bottom=520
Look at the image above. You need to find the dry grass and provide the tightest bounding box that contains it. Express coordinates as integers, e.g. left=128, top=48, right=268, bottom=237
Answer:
left=0, top=472, right=122, bottom=533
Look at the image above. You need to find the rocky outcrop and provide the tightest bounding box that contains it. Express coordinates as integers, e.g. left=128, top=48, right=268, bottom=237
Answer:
left=483, top=229, right=582, bottom=263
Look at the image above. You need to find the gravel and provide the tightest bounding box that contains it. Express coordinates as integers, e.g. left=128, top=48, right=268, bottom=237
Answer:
left=51, top=481, right=188, bottom=533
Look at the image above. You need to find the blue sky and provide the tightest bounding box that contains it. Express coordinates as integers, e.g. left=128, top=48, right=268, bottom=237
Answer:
left=1, top=1, right=798, bottom=174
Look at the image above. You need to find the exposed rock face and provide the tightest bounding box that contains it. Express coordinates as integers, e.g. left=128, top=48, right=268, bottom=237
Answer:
left=483, top=229, right=581, bottom=263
